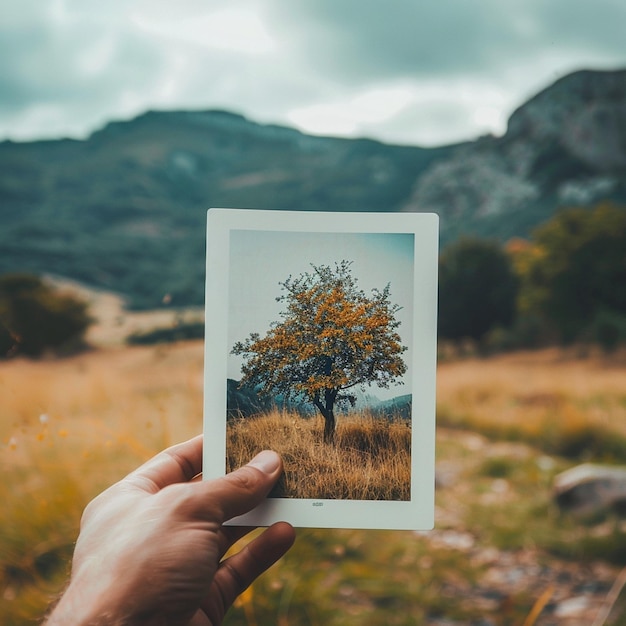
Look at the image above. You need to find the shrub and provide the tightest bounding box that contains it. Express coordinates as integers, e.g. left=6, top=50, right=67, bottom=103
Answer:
left=0, top=274, right=91, bottom=358
left=588, top=308, right=626, bottom=353
left=126, top=322, right=204, bottom=345
left=438, top=238, right=518, bottom=343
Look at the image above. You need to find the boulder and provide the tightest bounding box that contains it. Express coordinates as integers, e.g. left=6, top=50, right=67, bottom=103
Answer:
left=553, top=463, right=626, bottom=517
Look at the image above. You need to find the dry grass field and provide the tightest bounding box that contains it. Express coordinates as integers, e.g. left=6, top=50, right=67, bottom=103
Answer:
left=227, top=411, right=411, bottom=500
left=2, top=341, right=626, bottom=624
left=0, top=343, right=203, bottom=625
left=437, top=347, right=626, bottom=460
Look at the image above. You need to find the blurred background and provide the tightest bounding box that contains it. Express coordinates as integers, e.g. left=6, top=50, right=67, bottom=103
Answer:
left=1, top=1, right=625, bottom=624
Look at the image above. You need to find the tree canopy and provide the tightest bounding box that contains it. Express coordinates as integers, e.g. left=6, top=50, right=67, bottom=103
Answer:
left=231, top=261, right=407, bottom=442
left=516, top=203, right=626, bottom=344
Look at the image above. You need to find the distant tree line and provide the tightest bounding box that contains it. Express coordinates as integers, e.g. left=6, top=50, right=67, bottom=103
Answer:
left=438, top=203, right=626, bottom=352
left=1, top=202, right=624, bottom=360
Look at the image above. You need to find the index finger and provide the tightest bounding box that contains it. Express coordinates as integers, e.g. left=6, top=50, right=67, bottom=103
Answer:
left=124, top=434, right=204, bottom=493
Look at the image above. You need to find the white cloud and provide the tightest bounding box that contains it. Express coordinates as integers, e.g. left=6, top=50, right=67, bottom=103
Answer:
left=286, top=79, right=514, bottom=146
left=287, top=84, right=417, bottom=137
left=76, top=34, right=118, bottom=77
left=131, top=7, right=276, bottom=55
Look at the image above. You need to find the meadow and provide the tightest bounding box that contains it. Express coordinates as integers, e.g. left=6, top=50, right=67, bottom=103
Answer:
left=2, top=341, right=626, bottom=625
left=437, top=347, right=626, bottom=461
left=227, top=411, right=411, bottom=500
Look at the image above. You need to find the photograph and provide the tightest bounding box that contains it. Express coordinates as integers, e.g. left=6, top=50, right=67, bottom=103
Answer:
left=227, top=229, right=415, bottom=501
left=203, top=208, right=439, bottom=529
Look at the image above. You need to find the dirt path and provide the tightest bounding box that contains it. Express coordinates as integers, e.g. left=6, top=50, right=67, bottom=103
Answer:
left=45, top=275, right=203, bottom=347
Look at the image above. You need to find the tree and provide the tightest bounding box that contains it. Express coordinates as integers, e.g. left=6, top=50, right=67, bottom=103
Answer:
left=438, top=238, right=518, bottom=342
left=518, top=203, right=626, bottom=343
left=231, top=261, right=407, bottom=443
left=0, top=274, right=91, bottom=358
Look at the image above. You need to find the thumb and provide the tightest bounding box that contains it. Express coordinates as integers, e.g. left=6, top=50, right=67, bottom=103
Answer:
left=204, top=450, right=283, bottom=523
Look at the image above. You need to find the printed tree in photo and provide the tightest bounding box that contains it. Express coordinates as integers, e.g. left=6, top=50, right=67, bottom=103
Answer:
left=231, top=261, right=407, bottom=443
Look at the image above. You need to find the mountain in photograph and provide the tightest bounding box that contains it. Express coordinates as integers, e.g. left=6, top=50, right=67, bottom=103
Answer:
left=1, top=68, right=624, bottom=308
left=227, top=378, right=411, bottom=422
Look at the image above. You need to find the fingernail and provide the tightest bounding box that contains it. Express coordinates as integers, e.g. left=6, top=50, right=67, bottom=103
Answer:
left=248, top=450, right=281, bottom=474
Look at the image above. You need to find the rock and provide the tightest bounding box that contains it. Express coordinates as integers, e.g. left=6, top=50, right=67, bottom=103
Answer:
left=553, top=463, right=626, bottom=517
left=554, top=595, right=591, bottom=618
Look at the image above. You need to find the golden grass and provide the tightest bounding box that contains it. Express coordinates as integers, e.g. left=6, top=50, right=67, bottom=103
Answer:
left=0, top=342, right=204, bottom=451
left=0, top=342, right=204, bottom=625
left=437, top=348, right=626, bottom=460
left=227, top=411, right=411, bottom=500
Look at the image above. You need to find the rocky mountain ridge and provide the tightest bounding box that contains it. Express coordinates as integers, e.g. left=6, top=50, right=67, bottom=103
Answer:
left=402, top=68, right=626, bottom=240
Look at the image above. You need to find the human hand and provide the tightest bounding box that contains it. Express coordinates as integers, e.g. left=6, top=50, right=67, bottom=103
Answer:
left=44, top=435, right=295, bottom=626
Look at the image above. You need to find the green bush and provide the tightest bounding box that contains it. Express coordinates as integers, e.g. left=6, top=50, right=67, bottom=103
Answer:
left=438, top=237, right=519, bottom=342
left=588, top=308, right=626, bottom=352
left=0, top=274, right=91, bottom=358
left=126, top=322, right=204, bottom=345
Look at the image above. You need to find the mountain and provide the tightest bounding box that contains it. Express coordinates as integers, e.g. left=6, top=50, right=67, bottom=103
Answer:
left=370, top=394, right=412, bottom=421
left=1, top=68, right=624, bottom=308
left=0, top=110, right=453, bottom=308
left=402, top=68, right=626, bottom=240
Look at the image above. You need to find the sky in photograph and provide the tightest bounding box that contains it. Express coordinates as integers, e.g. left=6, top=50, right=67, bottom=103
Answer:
left=2, top=0, right=626, bottom=146
left=227, top=230, right=414, bottom=399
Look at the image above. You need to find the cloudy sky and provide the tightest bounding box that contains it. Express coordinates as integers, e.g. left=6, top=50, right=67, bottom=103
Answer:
left=2, top=0, right=625, bottom=146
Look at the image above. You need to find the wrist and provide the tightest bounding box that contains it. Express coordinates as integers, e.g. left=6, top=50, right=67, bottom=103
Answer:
left=44, top=577, right=130, bottom=626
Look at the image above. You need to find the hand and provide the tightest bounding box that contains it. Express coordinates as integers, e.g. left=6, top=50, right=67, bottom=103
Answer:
left=44, top=435, right=295, bottom=626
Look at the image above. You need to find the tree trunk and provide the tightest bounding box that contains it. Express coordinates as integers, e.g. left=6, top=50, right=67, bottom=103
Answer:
left=313, top=385, right=338, bottom=444
left=323, top=409, right=336, bottom=444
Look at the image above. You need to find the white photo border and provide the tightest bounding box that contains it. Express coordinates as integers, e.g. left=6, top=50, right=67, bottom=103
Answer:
left=204, top=208, right=438, bottom=530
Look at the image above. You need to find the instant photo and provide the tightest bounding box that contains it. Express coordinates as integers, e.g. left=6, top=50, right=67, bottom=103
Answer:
left=204, top=208, right=438, bottom=530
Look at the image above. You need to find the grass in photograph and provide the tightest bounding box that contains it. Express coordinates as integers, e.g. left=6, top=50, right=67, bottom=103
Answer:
left=226, top=411, right=411, bottom=500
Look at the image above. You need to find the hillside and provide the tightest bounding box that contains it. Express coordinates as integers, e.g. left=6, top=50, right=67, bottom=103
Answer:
left=1, top=68, right=624, bottom=308
left=0, top=111, right=451, bottom=308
